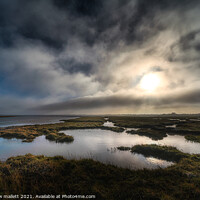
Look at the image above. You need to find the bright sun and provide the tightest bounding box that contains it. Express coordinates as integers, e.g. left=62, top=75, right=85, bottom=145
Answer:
left=140, top=73, right=160, bottom=92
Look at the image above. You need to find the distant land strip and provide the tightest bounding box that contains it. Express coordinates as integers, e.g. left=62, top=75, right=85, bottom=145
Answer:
left=0, top=116, right=16, bottom=118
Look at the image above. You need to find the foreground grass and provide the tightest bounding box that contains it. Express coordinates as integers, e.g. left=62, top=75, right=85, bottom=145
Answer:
left=0, top=153, right=199, bottom=199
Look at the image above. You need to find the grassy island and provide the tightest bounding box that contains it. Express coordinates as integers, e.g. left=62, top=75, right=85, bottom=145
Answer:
left=101, top=126, right=125, bottom=133
left=185, top=135, right=200, bottom=143
left=131, top=144, right=188, bottom=162
left=108, top=115, right=200, bottom=142
left=117, top=144, right=188, bottom=162
left=117, top=144, right=200, bottom=176
left=1, top=115, right=200, bottom=144
left=117, top=146, right=131, bottom=151
left=127, top=128, right=167, bottom=140
left=0, top=117, right=105, bottom=143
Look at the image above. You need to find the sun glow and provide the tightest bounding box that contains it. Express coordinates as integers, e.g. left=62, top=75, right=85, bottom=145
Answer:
left=140, top=73, right=160, bottom=92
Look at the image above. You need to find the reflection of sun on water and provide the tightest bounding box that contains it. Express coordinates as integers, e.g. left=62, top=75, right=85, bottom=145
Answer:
left=140, top=73, right=160, bottom=92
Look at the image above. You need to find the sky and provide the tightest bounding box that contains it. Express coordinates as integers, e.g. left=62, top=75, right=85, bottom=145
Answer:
left=0, top=0, right=200, bottom=115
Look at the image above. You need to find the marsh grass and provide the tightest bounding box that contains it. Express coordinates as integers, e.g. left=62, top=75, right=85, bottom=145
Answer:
left=0, top=117, right=105, bottom=143
left=127, top=128, right=167, bottom=140
left=2, top=115, right=200, bottom=144
left=117, top=146, right=131, bottom=151
left=130, top=144, right=188, bottom=162
left=108, top=116, right=200, bottom=142
left=0, top=153, right=199, bottom=199
left=100, top=126, right=125, bottom=132
left=0, top=116, right=200, bottom=199
left=185, top=135, right=200, bottom=143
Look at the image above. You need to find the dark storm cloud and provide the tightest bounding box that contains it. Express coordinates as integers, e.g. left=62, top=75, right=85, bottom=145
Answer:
left=53, top=0, right=103, bottom=17
left=114, top=0, right=199, bottom=46
left=36, top=89, right=200, bottom=113
left=57, top=58, right=93, bottom=75
left=0, top=0, right=198, bottom=53
left=0, top=0, right=200, bottom=114
left=179, top=29, right=200, bottom=51
left=35, top=95, right=143, bottom=112
left=169, top=29, right=200, bottom=62
left=0, top=0, right=186, bottom=51
left=1, top=0, right=199, bottom=49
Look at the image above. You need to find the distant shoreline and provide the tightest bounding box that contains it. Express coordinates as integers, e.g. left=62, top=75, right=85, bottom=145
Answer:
left=0, top=116, right=16, bottom=118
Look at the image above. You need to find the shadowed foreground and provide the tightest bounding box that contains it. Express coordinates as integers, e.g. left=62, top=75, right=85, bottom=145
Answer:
left=0, top=153, right=200, bottom=200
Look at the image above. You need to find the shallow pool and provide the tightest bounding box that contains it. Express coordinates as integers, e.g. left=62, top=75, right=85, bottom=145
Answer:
left=0, top=127, right=199, bottom=169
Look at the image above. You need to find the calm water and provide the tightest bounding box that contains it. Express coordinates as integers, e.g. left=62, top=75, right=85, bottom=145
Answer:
left=0, top=117, right=199, bottom=170
left=0, top=130, right=174, bottom=169
left=0, top=115, right=77, bottom=127
left=103, top=121, right=116, bottom=127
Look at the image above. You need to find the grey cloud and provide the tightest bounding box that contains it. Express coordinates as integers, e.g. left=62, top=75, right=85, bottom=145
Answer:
left=149, top=66, right=164, bottom=72
left=36, top=89, right=200, bottom=113
left=169, top=29, right=200, bottom=62
left=0, top=0, right=200, bottom=114
left=35, top=95, right=143, bottom=113
left=58, top=59, right=93, bottom=75
left=0, top=95, right=38, bottom=115
left=0, top=0, right=176, bottom=51
left=0, top=41, right=100, bottom=99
